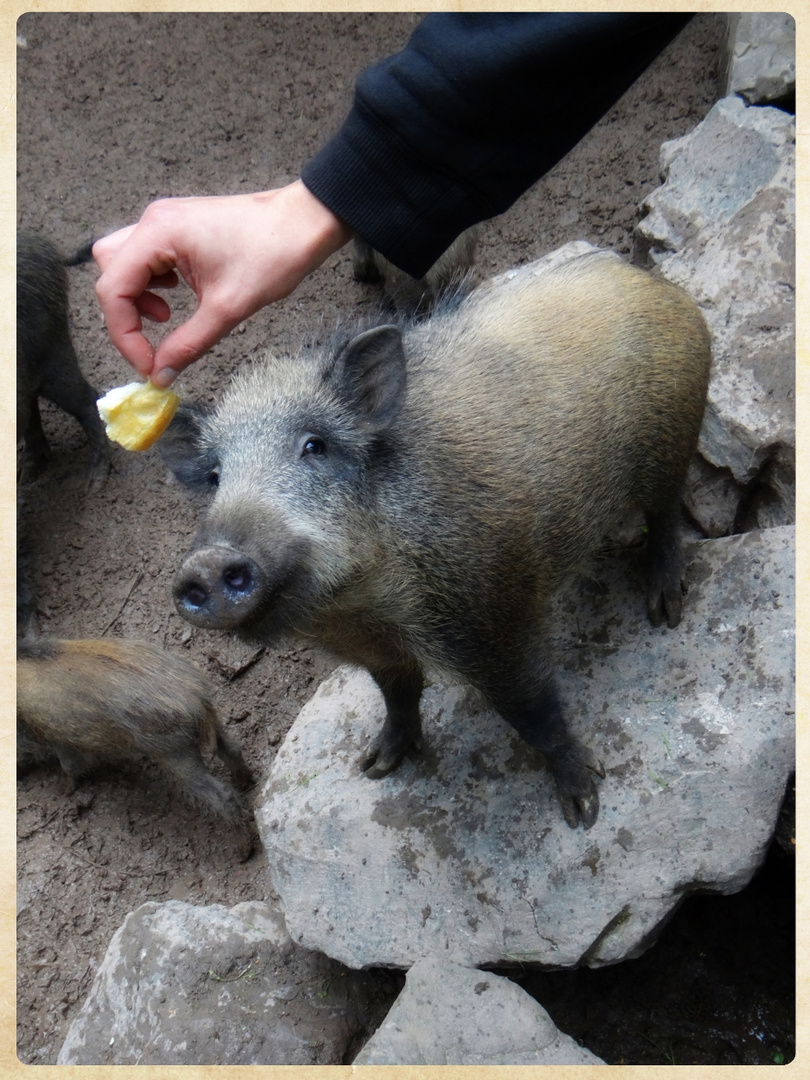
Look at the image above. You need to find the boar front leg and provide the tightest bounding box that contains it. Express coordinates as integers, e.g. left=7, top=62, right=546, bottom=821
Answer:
left=18, top=396, right=51, bottom=482
left=360, top=662, right=424, bottom=779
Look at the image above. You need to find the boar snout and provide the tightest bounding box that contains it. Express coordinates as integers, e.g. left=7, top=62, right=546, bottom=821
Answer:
left=174, top=545, right=265, bottom=630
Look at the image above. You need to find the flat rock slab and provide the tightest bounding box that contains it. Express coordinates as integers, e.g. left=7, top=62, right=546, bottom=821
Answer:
left=353, top=957, right=604, bottom=1065
left=257, top=527, right=794, bottom=970
left=57, top=899, right=391, bottom=1065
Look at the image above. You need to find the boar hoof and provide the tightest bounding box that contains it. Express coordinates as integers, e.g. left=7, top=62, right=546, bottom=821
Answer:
left=360, top=727, right=422, bottom=779
left=85, top=455, right=112, bottom=494
left=232, top=764, right=254, bottom=791
left=647, top=583, right=685, bottom=630
left=550, top=742, right=605, bottom=830
left=235, top=829, right=254, bottom=862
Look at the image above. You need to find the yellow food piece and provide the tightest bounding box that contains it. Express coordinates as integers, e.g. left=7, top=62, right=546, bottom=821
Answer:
left=97, top=380, right=180, bottom=452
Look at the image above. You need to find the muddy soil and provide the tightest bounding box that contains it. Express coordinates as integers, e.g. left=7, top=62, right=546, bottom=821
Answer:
left=15, top=12, right=793, bottom=1066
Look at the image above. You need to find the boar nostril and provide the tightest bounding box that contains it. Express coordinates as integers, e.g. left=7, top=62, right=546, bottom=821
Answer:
left=223, top=563, right=253, bottom=596
left=183, top=583, right=209, bottom=609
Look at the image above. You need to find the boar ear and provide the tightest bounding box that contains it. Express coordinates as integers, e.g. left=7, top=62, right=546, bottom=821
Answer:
left=159, top=404, right=215, bottom=492
left=332, top=325, right=406, bottom=432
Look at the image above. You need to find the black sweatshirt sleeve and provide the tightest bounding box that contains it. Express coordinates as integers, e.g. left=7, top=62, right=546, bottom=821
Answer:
left=301, top=12, right=692, bottom=278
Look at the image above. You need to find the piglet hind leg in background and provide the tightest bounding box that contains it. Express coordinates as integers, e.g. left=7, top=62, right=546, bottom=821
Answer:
left=162, top=252, right=711, bottom=829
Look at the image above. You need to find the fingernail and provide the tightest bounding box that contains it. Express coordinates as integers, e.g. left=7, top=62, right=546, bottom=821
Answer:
left=153, top=368, right=179, bottom=388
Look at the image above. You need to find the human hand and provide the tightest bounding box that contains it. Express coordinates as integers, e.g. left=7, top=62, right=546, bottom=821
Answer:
left=93, top=180, right=353, bottom=386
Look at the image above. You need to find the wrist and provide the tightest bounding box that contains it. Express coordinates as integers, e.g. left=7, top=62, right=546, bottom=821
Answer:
left=295, top=178, right=355, bottom=254
left=254, top=180, right=354, bottom=278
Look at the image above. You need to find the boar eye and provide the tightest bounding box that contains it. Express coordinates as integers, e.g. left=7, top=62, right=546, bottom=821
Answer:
left=208, top=465, right=220, bottom=487
left=301, top=437, right=326, bottom=458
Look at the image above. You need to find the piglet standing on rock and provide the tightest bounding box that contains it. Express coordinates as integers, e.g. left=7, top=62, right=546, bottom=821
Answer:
left=163, top=251, right=711, bottom=830
left=17, top=638, right=254, bottom=859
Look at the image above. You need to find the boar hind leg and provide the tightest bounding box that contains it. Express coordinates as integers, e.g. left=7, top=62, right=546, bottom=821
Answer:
left=493, top=678, right=605, bottom=830
left=213, top=725, right=253, bottom=791
left=351, top=237, right=382, bottom=283
left=360, top=664, right=424, bottom=779
left=161, top=747, right=253, bottom=860
left=645, top=504, right=686, bottom=629
left=54, top=745, right=93, bottom=793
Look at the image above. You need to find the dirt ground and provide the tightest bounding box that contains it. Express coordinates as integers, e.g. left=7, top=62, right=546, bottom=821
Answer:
left=15, top=12, right=793, bottom=1066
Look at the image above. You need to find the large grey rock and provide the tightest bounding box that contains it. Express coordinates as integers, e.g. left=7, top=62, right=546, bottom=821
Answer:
left=725, top=13, right=795, bottom=105
left=353, top=957, right=604, bottom=1065
left=636, top=95, right=794, bottom=531
left=257, top=527, right=794, bottom=970
left=57, top=899, right=389, bottom=1065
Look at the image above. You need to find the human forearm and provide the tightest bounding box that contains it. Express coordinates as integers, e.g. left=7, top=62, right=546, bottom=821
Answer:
left=302, top=12, right=692, bottom=277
